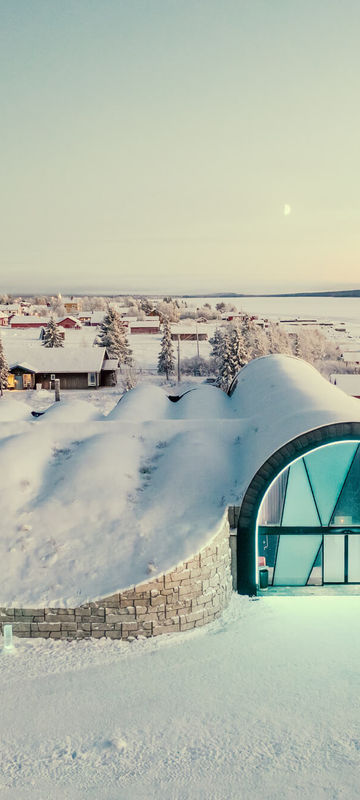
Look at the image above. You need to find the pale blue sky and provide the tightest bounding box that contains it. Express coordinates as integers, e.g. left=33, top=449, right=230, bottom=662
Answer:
left=1, top=0, right=360, bottom=293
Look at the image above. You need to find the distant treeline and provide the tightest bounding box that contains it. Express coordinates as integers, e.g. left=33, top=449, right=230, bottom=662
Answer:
left=179, top=290, right=360, bottom=299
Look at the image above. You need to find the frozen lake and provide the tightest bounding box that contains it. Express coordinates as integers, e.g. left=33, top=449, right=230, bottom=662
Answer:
left=185, top=295, right=360, bottom=325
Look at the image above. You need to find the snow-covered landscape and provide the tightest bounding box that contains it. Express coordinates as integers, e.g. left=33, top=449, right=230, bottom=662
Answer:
left=4, top=0, right=360, bottom=793
left=2, top=295, right=360, bottom=797
left=2, top=594, right=360, bottom=799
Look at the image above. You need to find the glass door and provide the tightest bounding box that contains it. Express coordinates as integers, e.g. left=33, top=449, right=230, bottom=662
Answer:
left=323, top=534, right=345, bottom=583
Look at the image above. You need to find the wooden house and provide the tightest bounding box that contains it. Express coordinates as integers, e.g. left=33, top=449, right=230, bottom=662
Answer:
left=8, top=348, right=117, bottom=390
left=130, top=321, right=160, bottom=334
left=170, top=324, right=208, bottom=341
left=64, top=301, right=80, bottom=313
left=10, top=315, right=50, bottom=328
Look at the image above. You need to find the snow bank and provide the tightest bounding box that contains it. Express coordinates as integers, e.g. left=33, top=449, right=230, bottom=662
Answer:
left=0, top=396, right=32, bottom=422
left=106, top=383, right=173, bottom=421
left=34, top=398, right=102, bottom=423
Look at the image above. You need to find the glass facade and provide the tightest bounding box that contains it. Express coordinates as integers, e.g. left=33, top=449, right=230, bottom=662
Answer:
left=257, top=441, right=360, bottom=588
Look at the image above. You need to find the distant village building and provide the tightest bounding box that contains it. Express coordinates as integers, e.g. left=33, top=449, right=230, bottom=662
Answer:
left=88, top=311, right=106, bottom=326
left=78, top=313, right=92, bottom=325
left=64, top=300, right=81, bottom=314
left=10, top=316, right=50, bottom=328
left=170, top=324, right=208, bottom=341
left=10, top=315, right=82, bottom=330
left=130, top=321, right=160, bottom=334
left=57, top=316, right=82, bottom=329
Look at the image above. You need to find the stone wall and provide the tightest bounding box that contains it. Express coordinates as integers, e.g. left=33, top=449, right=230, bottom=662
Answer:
left=0, top=516, right=232, bottom=641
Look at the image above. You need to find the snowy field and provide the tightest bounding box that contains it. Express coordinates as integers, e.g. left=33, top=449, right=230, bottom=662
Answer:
left=0, top=323, right=212, bottom=377
left=1, top=594, right=360, bottom=799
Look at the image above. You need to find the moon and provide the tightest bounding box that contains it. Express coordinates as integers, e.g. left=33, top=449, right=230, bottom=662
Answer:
left=283, top=204, right=291, bottom=216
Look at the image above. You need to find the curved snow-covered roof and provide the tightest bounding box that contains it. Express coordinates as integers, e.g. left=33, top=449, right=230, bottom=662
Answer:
left=2, top=354, right=360, bottom=608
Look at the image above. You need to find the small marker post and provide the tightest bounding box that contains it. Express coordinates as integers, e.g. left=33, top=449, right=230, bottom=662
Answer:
left=3, top=624, right=13, bottom=651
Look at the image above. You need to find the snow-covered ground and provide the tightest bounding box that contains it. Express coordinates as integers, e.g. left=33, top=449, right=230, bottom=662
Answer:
left=1, top=594, right=360, bottom=799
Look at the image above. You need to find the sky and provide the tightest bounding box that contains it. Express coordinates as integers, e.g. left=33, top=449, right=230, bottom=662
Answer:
left=1, top=0, right=360, bottom=295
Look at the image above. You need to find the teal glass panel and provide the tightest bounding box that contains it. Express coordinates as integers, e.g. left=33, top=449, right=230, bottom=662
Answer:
left=331, top=446, right=360, bottom=526
left=257, top=469, right=289, bottom=525
left=348, top=535, right=360, bottom=582
left=305, top=443, right=358, bottom=525
left=281, top=459, right=320, bottom=526
left=323, top=534, right=344, bottom=582
left=273, top=534, right=322, bottom=585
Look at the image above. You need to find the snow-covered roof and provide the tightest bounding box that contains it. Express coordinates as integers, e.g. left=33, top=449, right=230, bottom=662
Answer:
left=102, top=359, right=118, bottom=371
left=89, top=311, right=106, bottom=323
left=7, top=346, right=107, bottom=373
left=330, top=373, right=360, bottom=395
left=57, top=316, right=82, bottom=326
left=130, top=320, right=160, bottom=328
left=342, top=352, right=360, bottom=362
left=2, top=354, right=360, bottom=608
left=171, top=323, right=208, bottom=335
left=10, top=315, right=50, bottom=325
left=9, top=360, right=37, bottom=373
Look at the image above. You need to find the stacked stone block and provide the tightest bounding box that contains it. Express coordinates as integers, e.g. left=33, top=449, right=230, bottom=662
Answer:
left=0, top=517, right=232, bottom=640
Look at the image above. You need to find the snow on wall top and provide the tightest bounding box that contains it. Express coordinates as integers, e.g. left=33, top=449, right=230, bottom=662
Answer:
left=2, top=354, right=360, bottom=608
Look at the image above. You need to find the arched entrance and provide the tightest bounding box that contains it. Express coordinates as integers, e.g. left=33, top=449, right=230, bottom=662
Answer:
left=237, top=422, right=360, bottom=595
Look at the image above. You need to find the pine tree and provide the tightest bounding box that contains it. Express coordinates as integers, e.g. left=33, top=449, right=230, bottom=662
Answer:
left=98, top=306, right=133, bottom=366
left=216, top=332, right=234, bottom=391
left=158, top=318, right=175, bottom=380
left=0, top=334, right=8, bottom=396
left=209, top=328, right=226, bottom=370
left=42, top=316, right=64, bottom=348
left=215, top=322, right=251, bottom=392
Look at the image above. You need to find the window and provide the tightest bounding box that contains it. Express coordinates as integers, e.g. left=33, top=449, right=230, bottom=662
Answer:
left=88, top=372, right=96, bottom=386
left=50, top=374, right=56, bottom=380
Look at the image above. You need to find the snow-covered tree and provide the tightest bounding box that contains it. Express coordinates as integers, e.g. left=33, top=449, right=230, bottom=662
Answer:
left=158, top=319, right=175, bottom=380
left=140, top=297, right=155, bottom=315
left=214, top=321, right=252, bottom=392
left=216, top=331, right=234, bottom=391
left=228, top=322, right=250, bottom=375
left=118, top=324, right=133, bottom=367
left=248, top=324, right=269, bottom=359
left=98, top=306, right=133, bottom=366
left=120, top=365, right=137, bottom=392
left=180, top=356, right=214, bottom=376
left=0, top=334, right=8, bottom=396
left=49, top=298, right=66, bottom=317
left=210, top=328, right=226, bottom=370
left=156, top=299, right=180, bottom=323
left=42, top=316, right=64, bottom=348
left=266, top=322, right=292, bottom=355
